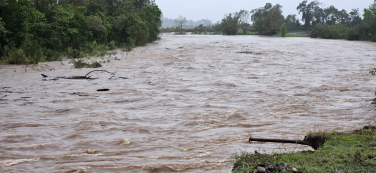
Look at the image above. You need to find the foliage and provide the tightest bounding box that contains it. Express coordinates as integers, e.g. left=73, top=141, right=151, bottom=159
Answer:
left=280, top=24, right=287, bottom=37
left=238, top=10, right=250, bottom=34
left=221, top=13, right=240, bottom=35
left=284, top=14, right=301, bottom=31
left=108, top=40, right=116, bottom=50
left=192, top=22, right=222, bottom=34
left=311, top=24, right=350, bottom=39
left=73, top=59, right=102, bottom=68
left=0, top=0, right=162, bottom=64
left=296, top=0, right=365, bottom=30
left=273, top=33, right=310, bottom=37
left=250, top=3, right=284, bottom=35
left=233, top=127, right=376, bottom=173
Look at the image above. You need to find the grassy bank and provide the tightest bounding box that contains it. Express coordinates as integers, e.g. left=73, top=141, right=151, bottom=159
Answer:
left=233, top=127, right=376, bottom=173
left=274, top=33, right=310, bottom=37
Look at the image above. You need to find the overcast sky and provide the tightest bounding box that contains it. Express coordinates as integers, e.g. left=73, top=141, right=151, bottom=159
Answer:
left=155, top=0, right=373, bottom=23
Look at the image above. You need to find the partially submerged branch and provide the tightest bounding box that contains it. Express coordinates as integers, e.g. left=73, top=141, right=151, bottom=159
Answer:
left=41, top=70, right=127, bottom=81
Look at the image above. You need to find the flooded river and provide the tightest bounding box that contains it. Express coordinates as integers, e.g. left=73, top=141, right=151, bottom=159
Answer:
left=1, top=35, right=376, bottom=172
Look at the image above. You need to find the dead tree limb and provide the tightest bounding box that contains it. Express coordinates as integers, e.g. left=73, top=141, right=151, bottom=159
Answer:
left=84, top=70, right=114, bottom=79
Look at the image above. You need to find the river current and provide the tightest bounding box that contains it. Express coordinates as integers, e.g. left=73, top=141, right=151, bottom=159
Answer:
left=1, top=35, right=376, bottom=172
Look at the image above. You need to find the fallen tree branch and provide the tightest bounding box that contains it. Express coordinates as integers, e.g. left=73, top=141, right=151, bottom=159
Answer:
left=84, top=70, right=114, bottom=79
left=41, top=70, right=130, bottom=81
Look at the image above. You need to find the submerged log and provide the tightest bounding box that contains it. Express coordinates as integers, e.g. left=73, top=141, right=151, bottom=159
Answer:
left=249, top=137, right=320, bottom=150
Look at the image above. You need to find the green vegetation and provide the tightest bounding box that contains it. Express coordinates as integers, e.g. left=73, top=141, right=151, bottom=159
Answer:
left=250, top=3, right=284, bottom=35
left=280, top=24, right=287, bottom=37
left=273, top=33, right=310, bottom=37
left=233, top=127, right=376, bottom=173
left=221, top=13, right=241, bottom=35
left=73, top=59, right=102, bottom=68
left=371, top=69, right=376, bottom=104
left=311, top=24, right=350, bottom=39
left=190, top=0, right=375, bottom=40
left=0, top=0, right=162, bottom=64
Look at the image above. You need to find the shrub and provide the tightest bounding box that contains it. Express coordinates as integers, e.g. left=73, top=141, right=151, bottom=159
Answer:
left=87, top=61, right=102, bottom=68
left=2, top=40, right=47, bottom=64
left=108, top=40, right=117, bottom=50
left=280, top=24, right=287, bottom=37
left=67, top=47, right=82, bottom=58
left=3, top=47, right=30, bottom=64
left=73, top=59, right=102, bottom=68
left=73, top=59, right=87, bottom=68
left=311, top=24, right=350, bottom=39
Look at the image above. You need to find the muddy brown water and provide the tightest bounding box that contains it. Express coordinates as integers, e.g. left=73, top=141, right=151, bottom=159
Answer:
left=1, top=35, right=376, bottom=172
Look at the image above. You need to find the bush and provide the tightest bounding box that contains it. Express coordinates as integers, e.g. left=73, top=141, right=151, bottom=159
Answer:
left=73, top=59, right=102, bottom=68
left=3, top=47, right=30, bottom=64
left=67, top=47, right=83, bottom=58
left=108, top=40, right=116, bottom=50
left=87, top=61, right=102, bottom=68
left=311, top=24, right=350, bottom=39
left=2, top=39, right=47, bottom=64
left=73, top=59, right=86, bottom=68
left=280, top=24, right=287, bottom=37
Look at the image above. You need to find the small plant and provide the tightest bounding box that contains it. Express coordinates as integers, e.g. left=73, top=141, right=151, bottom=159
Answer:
left=280, top=24, right=287, bottom=37
left=320, top=157, right=329, bottom=163
left=354, top=150, right=363, bottom=162
left=87, top=61, right=102, bottom=68
left=73, top=59, right=102, bottom=68
left=73, top=59, right=87, bottom=68
left=108, top=40, right=117, bottom=50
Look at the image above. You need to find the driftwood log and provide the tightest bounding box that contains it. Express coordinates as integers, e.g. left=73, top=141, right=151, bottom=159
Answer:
left=249, top=137, right=323, bottom=150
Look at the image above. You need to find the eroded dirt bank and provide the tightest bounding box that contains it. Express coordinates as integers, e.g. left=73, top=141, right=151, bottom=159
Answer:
left=1, top=35, right=376, bottom=172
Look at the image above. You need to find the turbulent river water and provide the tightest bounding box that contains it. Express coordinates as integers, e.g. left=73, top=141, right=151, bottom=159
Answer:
left=1, top=35, right=376, bottom=172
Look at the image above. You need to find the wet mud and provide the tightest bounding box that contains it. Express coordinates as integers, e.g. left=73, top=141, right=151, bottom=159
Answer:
left=1, top=35, right=376, bottom=172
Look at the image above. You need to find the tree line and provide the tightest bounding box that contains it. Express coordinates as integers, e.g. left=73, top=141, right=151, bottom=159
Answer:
left=0, top=0, right=162, bottom=64
left=186, top=0, right=376, bottom=41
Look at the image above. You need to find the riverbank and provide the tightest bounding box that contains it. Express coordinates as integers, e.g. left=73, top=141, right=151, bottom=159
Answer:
left=233, top=126, right=376, bottom=173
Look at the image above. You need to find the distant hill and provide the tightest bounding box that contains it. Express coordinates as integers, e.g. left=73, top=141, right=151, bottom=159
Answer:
left=162, top=17, right=213, bottom=28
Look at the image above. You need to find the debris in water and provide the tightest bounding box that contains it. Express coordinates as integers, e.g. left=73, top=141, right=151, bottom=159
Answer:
left=97, top=89, right=110, bottom=92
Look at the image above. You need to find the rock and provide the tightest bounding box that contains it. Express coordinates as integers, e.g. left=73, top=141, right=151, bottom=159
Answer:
left=292, top=167, right=298, bottom=172
left=256, top=166, right=266, bottom=173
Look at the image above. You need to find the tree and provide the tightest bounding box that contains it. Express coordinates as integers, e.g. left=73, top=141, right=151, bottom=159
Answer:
left=175, top=15, right=187, bottom=29
left=285, top=14, right=300, bottom=31
left=0, top=0, right=163, bottom=64
left=251, top=3, right=284, bottom=35
left=324, top=5, right=338, bottom=25
left=238, top=10, right=250, bottom=34
left=297, top=0, right=321, bottom=29
left=349, top=9, right=362, bottom=27
left=0, top=18, right=9, bottom=57
left=221, top=12, right=240, bottom=35
left=260, top=8, right=284, bottom=35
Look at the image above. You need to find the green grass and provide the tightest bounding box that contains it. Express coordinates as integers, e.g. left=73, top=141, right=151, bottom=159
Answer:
left=274, top=33, right=310, bottom=37
left=233, top=127, right=376, bottom=173
left=237, top=32, right=259, bottom=35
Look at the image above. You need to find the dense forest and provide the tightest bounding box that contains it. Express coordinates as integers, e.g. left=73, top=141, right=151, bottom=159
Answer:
left=0, top=0, right=162, bottom=64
